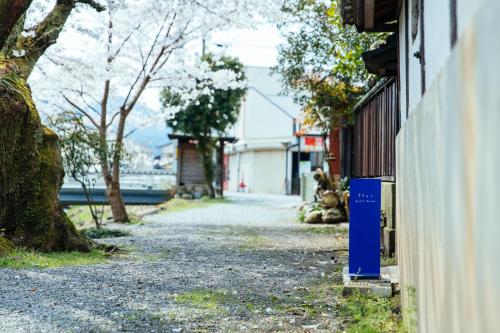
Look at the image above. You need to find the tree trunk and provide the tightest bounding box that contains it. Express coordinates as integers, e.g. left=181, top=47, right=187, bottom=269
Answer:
left=0, top=66, right=91, bottom=252
left=199, top=140, right=216, bottom=199
left=105, top=177, right=129, bottom=222
left=99, top=112, right=130, bottom=223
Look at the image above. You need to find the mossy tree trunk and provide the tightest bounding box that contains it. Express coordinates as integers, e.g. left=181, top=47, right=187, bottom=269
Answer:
left=0, top=69, right=91, bottom=251
left=0, top=1, right=105, bottom=251
left=198, top=138, right=216, bottom=199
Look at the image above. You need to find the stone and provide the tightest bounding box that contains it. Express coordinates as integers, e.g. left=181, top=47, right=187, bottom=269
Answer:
left=305, top=210, right=322, bottom=224
left=182, top=193, right=194, bottom=200
left=322, top=191, right=339, bottom=208
left=322, top=208, right=344, bottom=224
left=342, top=266, right=394, bottom=298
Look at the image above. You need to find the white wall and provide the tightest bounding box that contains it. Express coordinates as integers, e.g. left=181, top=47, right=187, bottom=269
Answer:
left=250, top=150, right=286, bottom=194
left=398, top=0, right=481, bottom=125
left=423, top=0, right=451, bottom=90
left=227, top=151, right=254, bottom=193
left=227, top=149, right=286, bottom=194
left=227, top=66, right=303, bottom=194
left=397, top=2, right=500, bottom=331
left=231, top=66, right=299, bottom=142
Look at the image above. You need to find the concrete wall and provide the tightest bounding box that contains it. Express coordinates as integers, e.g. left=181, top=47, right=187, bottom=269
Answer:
left=300, top=172, right=316, bottom=203
left=396, top=2, right=500, bottom=331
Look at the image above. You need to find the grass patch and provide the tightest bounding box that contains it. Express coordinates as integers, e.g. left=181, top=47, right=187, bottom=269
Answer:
left=65, top=205, right=112, bottom=228
left=80, top=227, right=131, bottom=239
left=340, top=292, right=403, bottom=333
left=175, top=289, right=231, bottom=313
left=307, top=226, right=349, bottom=235
left=200, top=196, right=229, bottom=204
left=381, top=255, right=397, bottom=267
left=238, top=235, right=268, bottom=250
left=65, top=205, right=147, bottom=229
left=0, top=248, right=108, bottom=269
left=158, top=198, right=228, bottom=213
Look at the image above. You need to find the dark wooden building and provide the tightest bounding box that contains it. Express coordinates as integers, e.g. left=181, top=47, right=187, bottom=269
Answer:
left=168, top=134, right=237, bottom=197
left=340, top=0, right=400, bottom=255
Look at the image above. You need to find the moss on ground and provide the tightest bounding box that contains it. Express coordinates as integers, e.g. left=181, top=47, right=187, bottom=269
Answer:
left=174, top=289, right=231, bottom=314
left=0, top=248, right=108, bottom=269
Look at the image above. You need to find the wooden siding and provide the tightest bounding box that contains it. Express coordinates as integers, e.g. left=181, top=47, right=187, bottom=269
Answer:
left=179, top=141, right=205, bottom=186
left=352, top=78, right=400, bottom=179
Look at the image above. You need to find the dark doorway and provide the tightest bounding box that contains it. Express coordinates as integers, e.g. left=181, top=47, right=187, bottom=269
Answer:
left=291, top=152, right=311, bottom=195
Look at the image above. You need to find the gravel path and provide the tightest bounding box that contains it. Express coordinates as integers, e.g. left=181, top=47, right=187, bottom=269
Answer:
left=0, top=193, right=349, bottom=333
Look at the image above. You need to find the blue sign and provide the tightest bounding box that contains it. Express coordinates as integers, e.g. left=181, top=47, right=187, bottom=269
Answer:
left=349, top=178, right=381, bottom=278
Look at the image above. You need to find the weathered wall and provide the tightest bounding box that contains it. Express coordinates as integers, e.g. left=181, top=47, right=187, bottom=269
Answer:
left=381, top=182, right=396, bottom=255
left=397, top=3, right=500, bottom=331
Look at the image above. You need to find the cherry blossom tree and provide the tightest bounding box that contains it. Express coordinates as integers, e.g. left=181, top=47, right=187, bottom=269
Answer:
left=29, top=0, right=282, bottom=222
left=0, top=0, right=105, bottom=251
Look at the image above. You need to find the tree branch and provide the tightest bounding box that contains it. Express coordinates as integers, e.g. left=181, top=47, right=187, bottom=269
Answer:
left=63, top=95, right=100, bottom=130
left=8, top=0, right=104, bottom=79
left=0, top=0, right=32, bottom=50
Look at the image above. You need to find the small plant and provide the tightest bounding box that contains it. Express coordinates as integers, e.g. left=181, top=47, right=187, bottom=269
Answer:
left=0, top=236, right=13, bottom=255
left=297, top=210, right=306, bottom=223
left=80, top=228, right=131, bottom=239
left=381, top=255, right=397, bottom=267
left=48, top=111, right=106, bottom=229
left=338, top=177, right=350, bottom=192
left=340, top=292, right=403, bottom=333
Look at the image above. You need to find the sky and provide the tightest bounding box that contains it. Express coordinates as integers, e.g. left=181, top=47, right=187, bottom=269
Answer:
left=201, top=24, right=283, bottom=67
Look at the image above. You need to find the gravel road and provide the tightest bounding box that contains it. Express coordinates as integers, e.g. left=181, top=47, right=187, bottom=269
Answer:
left=0, top=193, right=349, bottom=333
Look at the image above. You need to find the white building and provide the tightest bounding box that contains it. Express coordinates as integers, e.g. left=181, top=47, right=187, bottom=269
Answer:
left=343, top=0, right=500, bottom=331
left=226, top=66, right=326, bottom=195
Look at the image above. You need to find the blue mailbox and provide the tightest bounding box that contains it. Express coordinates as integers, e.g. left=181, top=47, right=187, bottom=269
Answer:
left=349, top=178, right=381, bottom=278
